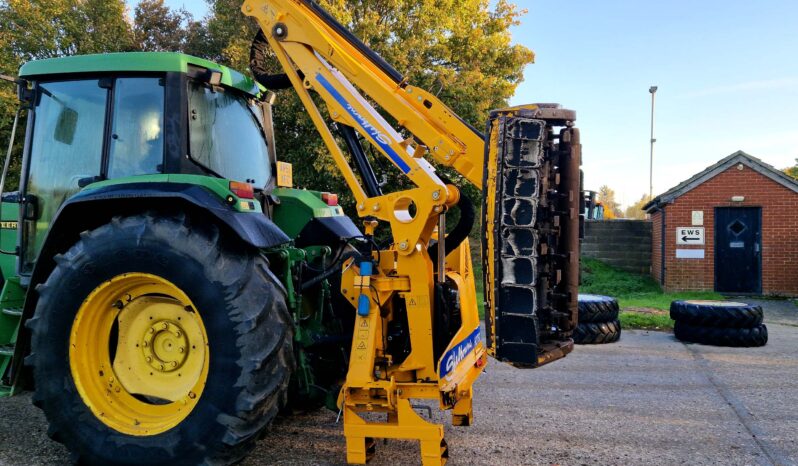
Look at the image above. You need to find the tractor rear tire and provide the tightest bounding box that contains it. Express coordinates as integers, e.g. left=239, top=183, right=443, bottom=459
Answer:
left=577, top=294, right=620, bottom=323
left=670, top=300, right=763, bottom=328
left=573, top=319, right=622, bottom=345
left=674, top=321, right=768, bottom=347
left=26, top=213, right=293, bottom=465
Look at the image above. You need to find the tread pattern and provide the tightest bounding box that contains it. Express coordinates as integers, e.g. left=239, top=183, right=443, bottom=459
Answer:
left=674, top=321, right=768, bottom=347
left=573, top=319, right=622, bottom=345
left=577, top=294, right=620, bottom=323
left=27, top=213, right=294, bottom=465
left=670, top=300, right=763, bottom=328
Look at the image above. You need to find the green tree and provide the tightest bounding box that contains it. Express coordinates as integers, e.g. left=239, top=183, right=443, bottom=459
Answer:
left=0, top=0, right=135, bottom=61
left=134, top=0, right=192, bottom=52
left=0, top=0, right=136, bottom=190
left=598, top=185, right=623, bottom=219
left=624, top=193, right=652, bottom=220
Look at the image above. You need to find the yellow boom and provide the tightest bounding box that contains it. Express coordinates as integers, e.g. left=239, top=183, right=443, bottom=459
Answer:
left=242, top=1, right=581, bottom=464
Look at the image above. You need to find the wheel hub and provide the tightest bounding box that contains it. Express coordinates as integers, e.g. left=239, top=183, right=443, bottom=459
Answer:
left=142, top=320, right=188, bottom=372
left=69, top=273, right=209, bottom=436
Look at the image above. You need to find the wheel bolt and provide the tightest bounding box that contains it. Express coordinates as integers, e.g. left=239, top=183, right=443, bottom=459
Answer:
left=179, top=347, right=185, bottom=353
left=146, top=356, right=152, bottom=362
left=188, top=392, right=196, bottom=399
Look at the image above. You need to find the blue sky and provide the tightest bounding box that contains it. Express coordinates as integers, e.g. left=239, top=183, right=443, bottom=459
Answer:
left=509, top=1, right=798, bottom=207
left=150, top=0, right=209, bottom=18
left=128, top=0, right=798, bottom=208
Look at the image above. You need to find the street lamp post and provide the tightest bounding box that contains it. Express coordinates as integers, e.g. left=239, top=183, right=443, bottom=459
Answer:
left=649, top=86, right=658, bottom=199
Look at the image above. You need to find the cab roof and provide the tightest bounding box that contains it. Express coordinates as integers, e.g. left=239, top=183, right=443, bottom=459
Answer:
left=19, top=52, right=260, bottom=96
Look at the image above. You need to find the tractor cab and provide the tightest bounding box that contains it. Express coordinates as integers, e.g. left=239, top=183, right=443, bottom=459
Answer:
left=583, top=190, right=604, bottom=220
left=9, top=52, right=275, bottom=275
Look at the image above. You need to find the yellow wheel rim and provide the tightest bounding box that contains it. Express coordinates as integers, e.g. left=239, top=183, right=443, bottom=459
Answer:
left=69, top=273, right=209, bottom=436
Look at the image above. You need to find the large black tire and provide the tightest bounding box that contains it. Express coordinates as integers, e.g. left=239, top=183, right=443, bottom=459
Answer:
left=577, top=294, right=620, bottom=323
left=573, top=319, right=622, bottom=345
left=674, top=321, right=768, bottom=347
left=670, top=300, right=763, bottom=328
left=26, top=213, right=294, bottom=465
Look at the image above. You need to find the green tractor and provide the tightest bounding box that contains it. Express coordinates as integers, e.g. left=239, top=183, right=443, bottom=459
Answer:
left=0, top=52, right=360, bottom=463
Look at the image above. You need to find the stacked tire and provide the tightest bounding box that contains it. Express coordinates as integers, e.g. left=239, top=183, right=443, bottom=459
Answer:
left=574, top=294, right=622, bottom=344
left=670, top=300, right=768, bottom=347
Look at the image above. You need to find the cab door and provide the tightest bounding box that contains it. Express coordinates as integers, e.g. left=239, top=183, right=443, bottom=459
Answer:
left=20, top=76, right=166, bottom=274
left=21, top=79, right=108, bottom=274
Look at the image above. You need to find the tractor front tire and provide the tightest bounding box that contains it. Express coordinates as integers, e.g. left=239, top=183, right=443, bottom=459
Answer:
left=27, top=213, right=293, bottom=465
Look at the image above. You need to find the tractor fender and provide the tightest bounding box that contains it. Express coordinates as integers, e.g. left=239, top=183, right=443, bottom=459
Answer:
left=12, top=182, right=289, bottom=390
left=59, top=182, right=290, bottom=248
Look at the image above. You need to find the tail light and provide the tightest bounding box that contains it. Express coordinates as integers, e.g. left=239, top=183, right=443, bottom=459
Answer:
left=321, top=192, right=338, bottom=206
left=229, top=181, right=254, bottom=199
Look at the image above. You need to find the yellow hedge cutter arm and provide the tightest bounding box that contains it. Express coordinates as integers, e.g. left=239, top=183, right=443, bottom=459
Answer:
left=242, top=1, right=581, bottom=464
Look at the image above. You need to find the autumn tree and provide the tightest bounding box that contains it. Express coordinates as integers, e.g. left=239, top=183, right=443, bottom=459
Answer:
left=784, top=159, right=798, bottom=180
left=598, top=185, right=623, bottom=219
left=624, top=194, right=652, bottom=220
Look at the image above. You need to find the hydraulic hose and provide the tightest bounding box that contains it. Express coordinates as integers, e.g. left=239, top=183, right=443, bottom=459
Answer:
left=428, top=185, right=476, bottom=261
left=249, top=31, right=294, bottom=90
left=299, top=250, right=361, bottom=292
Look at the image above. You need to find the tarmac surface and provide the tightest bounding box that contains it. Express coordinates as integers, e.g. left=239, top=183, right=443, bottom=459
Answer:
left=0, top=301, right=796, bottom=466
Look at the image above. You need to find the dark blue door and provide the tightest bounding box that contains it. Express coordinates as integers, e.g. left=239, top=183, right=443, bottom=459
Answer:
left=715, top=207, right=761, bottom=293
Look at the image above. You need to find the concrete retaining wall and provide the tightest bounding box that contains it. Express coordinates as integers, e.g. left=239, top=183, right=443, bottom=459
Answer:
left=582, top=220, right=652, bottom=275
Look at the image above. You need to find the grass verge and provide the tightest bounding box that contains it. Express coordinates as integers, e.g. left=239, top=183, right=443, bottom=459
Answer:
left=581, top=258, right=724, bottom=331
left=619, top=311, right=674, bottom=331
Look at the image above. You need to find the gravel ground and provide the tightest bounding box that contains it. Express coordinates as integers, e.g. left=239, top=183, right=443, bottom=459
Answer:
left=1, top=308, right=796, bottom=465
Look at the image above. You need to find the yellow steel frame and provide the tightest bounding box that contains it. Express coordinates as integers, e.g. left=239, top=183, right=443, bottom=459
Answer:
left=241, top=1, right=494, bottom=463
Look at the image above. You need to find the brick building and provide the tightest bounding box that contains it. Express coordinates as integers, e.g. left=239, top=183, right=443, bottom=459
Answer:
left=644, top=151, right=798, bottom=295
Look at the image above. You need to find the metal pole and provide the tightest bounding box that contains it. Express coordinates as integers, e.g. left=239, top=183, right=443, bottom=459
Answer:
left=649, top=86, right=657, bottom=199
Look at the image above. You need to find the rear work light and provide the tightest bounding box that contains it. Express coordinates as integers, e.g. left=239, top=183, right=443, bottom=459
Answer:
left=321, top=192, right=338, bottom=206
left=229, top=181, right=254, bottom=199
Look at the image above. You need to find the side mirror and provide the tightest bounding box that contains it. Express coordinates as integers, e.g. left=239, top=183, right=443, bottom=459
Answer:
left=54, top=107, right=78, bottom=145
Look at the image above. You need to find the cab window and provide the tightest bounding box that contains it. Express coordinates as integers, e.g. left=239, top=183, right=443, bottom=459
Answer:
left=107, top=77, right=165, bottom=178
